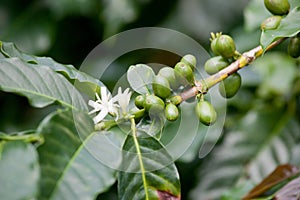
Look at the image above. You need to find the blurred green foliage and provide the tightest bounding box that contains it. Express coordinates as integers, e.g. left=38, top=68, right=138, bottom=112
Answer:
left=1, top=0, right=300, bottom=199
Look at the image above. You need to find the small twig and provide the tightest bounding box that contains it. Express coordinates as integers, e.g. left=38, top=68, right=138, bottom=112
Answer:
left=179, top=38, right=287, bottom=102
left=0, top=133, right=44, bottom=143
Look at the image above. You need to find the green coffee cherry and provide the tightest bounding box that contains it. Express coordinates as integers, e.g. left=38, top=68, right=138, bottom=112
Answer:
left=174, top=62, right=194, bottom=85
left=165, top=103, right=179, bottom=121
left=144, top=94, right=165, bottom=113
left=211, top=38, right=219, bottom=55
left=204, top=56, right=229, bottom=75
left=158, top=67, right=178, bottom=89
left=264, top=0, right=290, bottom=15
left=181, top=54, right=197, bottom=71
left=210, top=32, right=221, bottom=56
left=130, top=107, right=145, bottom=119
left=261, top=16, right=282, bottom=30
left=288, top=37, right=300, bottom=58
left=152, top=75, right=171, bottom=99
left=135, top=95, right=145, bottom=109
left=195, top=100, right=217, bottom=126
left=167, top=95, right=182, bottom=106
left=218, top=73, right=241, bottom=98
left=215, top=35, right=236, bottom=58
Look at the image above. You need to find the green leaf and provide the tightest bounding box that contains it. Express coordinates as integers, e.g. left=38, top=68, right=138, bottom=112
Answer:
left=37, top=110, right=116, bottom=200
left=0, top=41, right=103, bottom=97
left=0, top=141, right=40, bottom=200
left=160, top=101, right=226, bottom=163
left=190, top=107, right=300, bottom=199
left=221, top=181, right=254, bottom=200
left=118, top=132, right=181, bottom=200
left=290, top=0, right=300, bottom=9
left=127, top=64, right=155, bottom=95
left=160, top=101, right=204, bottom=163
left=137, top=116, right=164, bottom=139
left=252, top=52, right=298, bottom=98
left=260, top=7, right=300, bottom=49
left=0, top=57, right=87, bottom=110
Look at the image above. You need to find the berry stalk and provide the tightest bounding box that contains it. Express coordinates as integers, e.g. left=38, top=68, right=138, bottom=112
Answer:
left=179, top=38, right=286, bottom=102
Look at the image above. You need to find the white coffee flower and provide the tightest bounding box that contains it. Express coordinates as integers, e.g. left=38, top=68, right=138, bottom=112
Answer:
left=88, top=87, right=119, bottom=124
left=116, top=87, right=132, bottom=116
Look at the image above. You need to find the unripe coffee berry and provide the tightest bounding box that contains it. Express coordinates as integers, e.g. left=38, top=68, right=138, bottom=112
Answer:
left=130, top=107, right=145, bottom=119
left=204, top=56, right=229, bottom=75
left=264, top=0, right=290, bottom=15
left=167, top=95, right=182, bottom=106
left=152, top=75, right=171, bottom=99
left=210, top=32, right=222, bottom=56
left=165, top=103, right=179, bottom=121
left=195, top=100, right=217, bottom=126
left=181, top=54, right=197, bottom=71
left=135, top=95, right=145, bottom=109
left=158, top=67, right=178, bottom=89
left=218, top=73, right=241, bottom=98
left=144, top=94, right=165, bottom=113
left=215, top=35, right=236, bottom=58
left=174, top=62, right=194, bottom=85
left=288, top=37, right=300, bottom=58
left=261, top=16, right=282, bottom=30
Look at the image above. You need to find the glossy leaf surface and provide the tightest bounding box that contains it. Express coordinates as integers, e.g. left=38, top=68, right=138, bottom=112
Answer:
left=190, top=107, right=300, bottom=199
left=0, top=57, right=87, bottom=110
left=0, top=141, right=40, bottom=200
left=261, top=7, right=300, bottom=49
left=118, top=132, right=181, bottom=200
left=37, top=110, right=116, bottom=200
left=127, top=64, right=155, bottom=95
left=0, top=41, right=103, bottom=97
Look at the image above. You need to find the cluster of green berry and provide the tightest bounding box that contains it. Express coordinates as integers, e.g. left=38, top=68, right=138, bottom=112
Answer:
left=205, top=33, right=242, bottom=99
left=133, top=32, right=246, bottom=126
left=130, top=0, right=299, bottom=127
left=261, top=0, right=300, bottom=58
left=261, top=0, right=290, bottom=31
left=133, top=54, right=218, bottom=126
left=134, top=54, right=196, bottom=123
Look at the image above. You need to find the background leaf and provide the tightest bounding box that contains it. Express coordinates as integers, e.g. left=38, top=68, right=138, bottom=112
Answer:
left=243, top=0, right=270, bottom=32
left=0, top=141, right=40, bottom=200
left=37, top=109, right=116, bottom=200
left=127, top=64, right=155, bottom=95
left=44, top=0, right=99, bottom=18
left=0, top=41, right=103, bottom=97
left=1, top=5, right=55, bottom=54
left=251, top=52, right=298, bottom=99
left=101, top=0, right=139, bottom=37
left=190, top=106, right=300, bottom=199
left=274, top=176, right=300, bottom=200
left=260, top=7, right=300, bottom=49
left=137, top=116, right=165, bottom=139
left=118, top=132, right=181, bottom=200
left=0, top=57, right=87, bottom=110
left=243, top=164, right=300, bottom=199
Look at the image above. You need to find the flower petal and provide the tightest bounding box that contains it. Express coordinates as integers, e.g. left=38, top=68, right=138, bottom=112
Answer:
left=88, top=100, right=99, bottom=108
left=93, top=109, right=108, bottom=124
left=95, top=93, right=101, bottom=101
left=100, top=87, right=108, bottom=103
